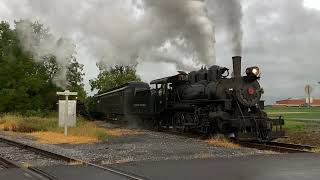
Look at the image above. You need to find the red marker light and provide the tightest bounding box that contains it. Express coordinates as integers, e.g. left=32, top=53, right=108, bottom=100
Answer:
left=248, top=87, right=256, bottom=95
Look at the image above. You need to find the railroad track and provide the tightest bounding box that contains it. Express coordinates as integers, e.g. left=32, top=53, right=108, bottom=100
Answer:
left=97, top=121, right=319, bottom=154
left=0, top=155, right=58, bottom=180
left=0, top=137, right=148, bottom=180
left=0, top=138, right=67, bottom=167
left=239, top=141, right=317, bottom=153
left=0, top=156, right=19, bottom=169
left=160, top=128, right=319, bottom=153
left=164, top=130, right=318, bottom=153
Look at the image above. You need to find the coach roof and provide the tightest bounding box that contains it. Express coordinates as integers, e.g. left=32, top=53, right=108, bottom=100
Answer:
left=150, top=72, right=188, bottom=85
left=95, top=82, right=150, bottom=97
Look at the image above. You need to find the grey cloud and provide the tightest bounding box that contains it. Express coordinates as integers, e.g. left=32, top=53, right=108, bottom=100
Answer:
left=1, top=0, right=320, bottom=103
left=20, top=0, right=215, bottom=66
left=241, top=0, right=320, bottom=103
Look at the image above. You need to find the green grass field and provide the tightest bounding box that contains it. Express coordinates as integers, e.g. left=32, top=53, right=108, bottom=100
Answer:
left=266, top=107, right=320, bottom=120
left=265, top=107, right=320, bottom=132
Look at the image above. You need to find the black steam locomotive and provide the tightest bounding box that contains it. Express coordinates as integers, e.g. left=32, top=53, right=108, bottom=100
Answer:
left=91, top=56, right=285, bottom=141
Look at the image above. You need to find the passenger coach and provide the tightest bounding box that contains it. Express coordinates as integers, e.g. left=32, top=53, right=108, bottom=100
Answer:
left=91, top=82, right=153, bottom=121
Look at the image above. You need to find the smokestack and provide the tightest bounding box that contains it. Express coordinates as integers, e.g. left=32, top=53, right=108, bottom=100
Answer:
left=232, top=56, right=242, bottom=80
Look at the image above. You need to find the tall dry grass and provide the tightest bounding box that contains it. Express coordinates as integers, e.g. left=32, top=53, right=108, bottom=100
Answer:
left=0, top=114, right=110, bottom=143
left=206, top=135, right=240, bottom=149
left=0, top=114, right=57, bottom=132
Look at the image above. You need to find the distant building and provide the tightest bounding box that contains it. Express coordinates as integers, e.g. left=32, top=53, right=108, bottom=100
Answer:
left=274, top=98, right=320, bottom=107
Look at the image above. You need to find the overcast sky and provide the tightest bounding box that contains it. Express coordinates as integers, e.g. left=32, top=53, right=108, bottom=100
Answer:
left=0, top=0, right=320, bottom=104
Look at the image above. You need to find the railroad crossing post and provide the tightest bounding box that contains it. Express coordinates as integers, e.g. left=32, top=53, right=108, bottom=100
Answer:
left=57, top=90, right=78, bottom=136
left=304, top=85, right=313, bottom=109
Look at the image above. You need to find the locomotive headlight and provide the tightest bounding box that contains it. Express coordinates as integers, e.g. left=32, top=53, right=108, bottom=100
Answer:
left=252, top=68, right=259, bottom=75
left=246, top=67, right=261, bottom=77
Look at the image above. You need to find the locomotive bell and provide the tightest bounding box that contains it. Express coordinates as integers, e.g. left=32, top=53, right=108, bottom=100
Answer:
left=232, top=56, right=242, bottom=80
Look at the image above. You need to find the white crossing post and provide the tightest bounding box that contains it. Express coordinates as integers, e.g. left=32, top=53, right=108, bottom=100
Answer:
left=57, top=90, right=78, bottom=136
left=65, top=94, right=68, bottom=136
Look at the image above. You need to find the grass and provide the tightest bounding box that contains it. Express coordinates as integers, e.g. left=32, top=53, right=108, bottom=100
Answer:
left=30, top=132, right=98, bottom=144
left=313, top=147, right=320, bottom=153
left=0, top=114, right=57, bottom=132
left=265, top=107, right=320, bottom=120
left=265, top=107, right=320, bottom=133
left=206, top=135, right=240, bottom=149
left=284, top=120, right=308, bottom=132
left=0, top=114, right=110, bottom=144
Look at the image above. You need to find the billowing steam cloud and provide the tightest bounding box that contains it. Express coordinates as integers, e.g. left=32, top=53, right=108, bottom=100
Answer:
left=2, top=0, right=320, bottom=103
left=3, top=0, right=216, bottom=78
left=207, top=0, right=243, bottom=55
left=143, top=0, right=216, bottom=65
left=15, top=20, right=75, bottom=87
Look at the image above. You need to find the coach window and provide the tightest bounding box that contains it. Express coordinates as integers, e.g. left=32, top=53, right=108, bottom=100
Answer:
left=158, top=86, right=162, bottom=96
left=133, top=88, right=137, bottom=96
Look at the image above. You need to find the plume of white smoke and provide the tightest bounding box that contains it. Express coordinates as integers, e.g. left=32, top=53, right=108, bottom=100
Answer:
left=142, top=0, right=216, bottom=65
left=207, top=0, right=243, bottom=55
left=16, top=20, right=75, bottom=87
left=5, top=0, right=216, bottom=74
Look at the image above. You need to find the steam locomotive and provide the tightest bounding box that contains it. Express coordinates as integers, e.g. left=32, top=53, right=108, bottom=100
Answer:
left=91, top=56, right=285, bottom=141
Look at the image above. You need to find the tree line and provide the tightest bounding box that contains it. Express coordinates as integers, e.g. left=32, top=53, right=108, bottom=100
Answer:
left=0, top=20, right=140, bottom=114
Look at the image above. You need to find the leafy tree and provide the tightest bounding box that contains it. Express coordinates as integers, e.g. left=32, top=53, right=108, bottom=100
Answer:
left=66, top=58, right=86, bottom=102
left=90, top=64, right=141, bottom=94
left=0, top=20, right=87, bottom=114
left=42, top=56, right=60, bottom=82
left=0, top=20, right=65, bottom=113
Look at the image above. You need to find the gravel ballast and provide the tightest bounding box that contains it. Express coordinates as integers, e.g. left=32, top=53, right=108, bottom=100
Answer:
left=56, top=129, right=269, bottom=165
left=0, top=126, right=270, bottom=166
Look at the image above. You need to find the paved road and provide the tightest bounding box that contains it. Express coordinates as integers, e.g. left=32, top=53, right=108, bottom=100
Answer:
left=113, top=153, right=320, bottom=180
left=1, top=154, right=320, bottom=180
left=0, top=165, right=138, bottom=180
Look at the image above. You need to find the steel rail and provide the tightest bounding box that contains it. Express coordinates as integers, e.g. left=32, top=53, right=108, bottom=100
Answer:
left=265, top=142, right=317, bottom=151
left=239, top=142, right=316, bottom=153
left=0, top=155, right=58, bottom=180
left=27, top=167, right=59, bottom=180
left=0, top=156, right=20, bottom=169
left=0, top=137, right=148, bottom=180
left=0, top=137, right=76, bottom=163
